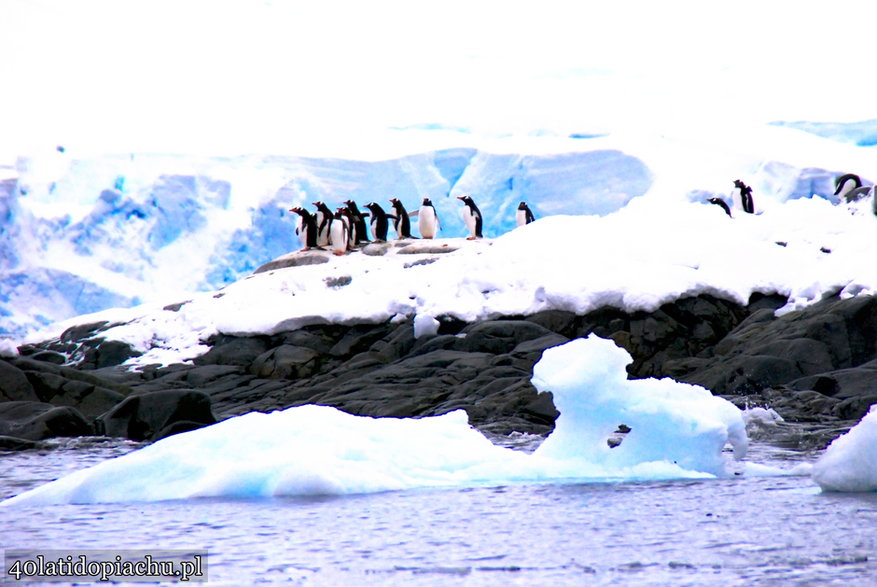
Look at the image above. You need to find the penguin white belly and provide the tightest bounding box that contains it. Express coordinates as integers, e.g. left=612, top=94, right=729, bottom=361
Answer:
left=329, top=220, right=347, bottom=255
left=516, top=209, right=527, bottom=227
left=419, top=207, right=437, bottom=239
left=462, top=207, right=477, bottom=236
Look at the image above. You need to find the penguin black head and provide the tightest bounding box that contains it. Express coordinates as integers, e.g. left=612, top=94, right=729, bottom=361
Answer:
left=517, top=202, right=529, bottom=210
left=422, top=198, right=432, bottom=206
left=834, top=173, right=862, bottom=195
left=733, top=179, right=747, bottom=190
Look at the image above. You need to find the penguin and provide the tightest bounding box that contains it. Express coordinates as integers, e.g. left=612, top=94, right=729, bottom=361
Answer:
left=418, top=197, right=440, bottom=239
left=834, top=173, right=872, bottom=203
left=344, top=200, right=371, bottom=244
left=364, top=202, right=390, bottom=241
left=457, top=195, right=483, bottom=239
left=312, top=201, right=333, bottom=247
left=732, top=180, right=755, bottom=214
left=328, top=209, right=349, bottom=256
left=289, top=206, right=318, bottom=250
left=339, top=207, right=357, bottom=250
left=516, top=201, right=535, bottom=226
left=707, top=197, right=732, bottom=217
left=389, top=198, right=414, bottom=239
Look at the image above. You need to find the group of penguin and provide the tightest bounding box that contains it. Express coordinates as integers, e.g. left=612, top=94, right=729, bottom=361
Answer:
left=708, top=173, right=877, bottom=218
left=290, top=197, right=537, bottom=255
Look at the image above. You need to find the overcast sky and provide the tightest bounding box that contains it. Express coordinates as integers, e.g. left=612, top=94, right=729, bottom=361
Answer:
left=2, top=0, right=875, bottom=156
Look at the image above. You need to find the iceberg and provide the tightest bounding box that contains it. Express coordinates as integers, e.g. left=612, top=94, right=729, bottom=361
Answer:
left=2, top=336, right=748, bottom=505
left=812, top=405, right=877, bottom=492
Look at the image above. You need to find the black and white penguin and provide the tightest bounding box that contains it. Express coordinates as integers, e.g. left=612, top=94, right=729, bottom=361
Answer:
left=364, top=202, right=390, bottom=241
left=418, top=197, right=440, bottom=239
left=344, top=200, right=371, bottom=244
left=457, top=195, right=483, bottom=239
left=707, top=197, right=732, bottom=217
left=339, top=207, right=358, bottom=249
left=732, top=180, right=755, bottom=214
left=834, top=173, right=872, bottom=203
left=289, top=206, right=318, bottom=250
left=516, top=201, right=535, bottom=226
left=312, top=201, right=333, bottom=247
left=328, top=209, right=349, bottom=256
left=389, top=198, right=413, bottom=239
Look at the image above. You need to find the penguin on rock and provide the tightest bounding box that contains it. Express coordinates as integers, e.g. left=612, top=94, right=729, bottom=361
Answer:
left=457, top=195, right=483, bottom=239
left=364, top=202, right=390, bottom=241
left=328, top=209, right=349, bottom=256
left=344, top=200, right=371, bottom=244
left=732, top=180, right=755, bottom=214
left=516, top=201, right=535, bottom=226
left=312, top=201, right=333, bottom=247
left=289, top=206, right=318, bottom=250
left=418, top=197, right=440, bottom=239
left=389, top=198, right=414, bottom=239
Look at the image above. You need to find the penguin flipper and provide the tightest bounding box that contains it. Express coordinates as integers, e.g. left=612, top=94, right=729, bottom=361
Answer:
left=408, top=210, right=419, bottom=217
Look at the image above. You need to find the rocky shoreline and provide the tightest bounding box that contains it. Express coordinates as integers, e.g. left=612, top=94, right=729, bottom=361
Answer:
left=3, top=288, right=876, bottom=452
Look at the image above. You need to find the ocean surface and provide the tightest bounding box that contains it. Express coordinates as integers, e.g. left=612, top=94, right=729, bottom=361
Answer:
left=2, top=433, right=875, bottom=586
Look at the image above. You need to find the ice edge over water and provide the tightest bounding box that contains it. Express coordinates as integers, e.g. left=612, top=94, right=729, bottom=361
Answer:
left=2, top=336, right=748, bottom=506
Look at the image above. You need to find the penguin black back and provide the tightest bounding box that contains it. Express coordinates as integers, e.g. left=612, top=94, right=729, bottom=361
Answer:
left=457, top=195, right=483, bottom=239
left=290, top=206, right=318, bottom=249
left=389, top=198, right=413, bottom=238
left=344, top=200, right=371, bottom=244
left=733, top=179, right=755, bottom=214
left=364, top=202, right=390, bottom=241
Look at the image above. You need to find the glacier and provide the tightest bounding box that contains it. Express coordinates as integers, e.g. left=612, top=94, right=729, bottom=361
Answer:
left=1, top=145, right=652, bottom=339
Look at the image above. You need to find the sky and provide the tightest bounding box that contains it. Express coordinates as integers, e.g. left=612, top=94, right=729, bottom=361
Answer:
left=2, top=1, right=876, bottom=158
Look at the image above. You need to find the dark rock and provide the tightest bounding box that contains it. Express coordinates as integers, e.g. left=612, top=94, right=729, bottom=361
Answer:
left=184, top=365, right=245, bottom=387
left=90, top=340, right=140, bottom=369
left=834, top=395, right=877, bottom=420
left=511, top=333, right=569, bottom=356
left=525, top=310, right=580, bottom=338
left=194, top=335, right=271, bottom=367
left=60, top=321, right=111, bottom=343
left=0, top=361, right=39, bottom=402
left=97, top=390, right=216, bottom=442
left=329, top=323, right=393, bottom=358
left=30, top=350, right=67, bottom=364
left=251, top=345, right=321, bottom=379
left=0, top=402, right=93, bottom=440
left=461, top=320, right=553, bottom=354
left=152, top=420, right=214, bottom=442
left=254, top=251, right=330, bottom=273
left=0, top=435, right=45, bottom=451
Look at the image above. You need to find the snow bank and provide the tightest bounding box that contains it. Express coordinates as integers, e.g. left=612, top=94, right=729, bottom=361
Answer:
left=812, top=405, right=877, bottom=492
left=1, top=336, right=748, bottom=506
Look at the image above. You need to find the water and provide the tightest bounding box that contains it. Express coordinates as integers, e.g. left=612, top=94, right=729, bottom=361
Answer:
left=2, top=438, right=876, bottom=585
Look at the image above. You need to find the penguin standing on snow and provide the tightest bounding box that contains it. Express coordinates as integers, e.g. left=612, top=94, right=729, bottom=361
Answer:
left=834, top=173, right=872, bottom=203
left=289, top=206, right=318, bottom=250
left=328, top=209, right=349, bottom=256
left=418, top=197, right=440, bottom=239
left=312, top=201, right=333, bottom=247
left=707, top=197, right=732, bottom=217
left=364, top=202, right=390, bottom=241
left=339, top=207, right=358, bottom=249
left=516, top=201, right=535, bottom=226
left=457, top=195, right=483, bottom=239
left=344, top=200, right=371, bottom=244
left=389, top=198, right=414, bottom=239
left=732, top=180, right=755, bottom=214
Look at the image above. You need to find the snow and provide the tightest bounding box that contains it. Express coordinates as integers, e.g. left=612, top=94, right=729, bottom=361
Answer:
left=1, top=336, right=747, bottom=505
left=812, top=406, right=877, bottom=492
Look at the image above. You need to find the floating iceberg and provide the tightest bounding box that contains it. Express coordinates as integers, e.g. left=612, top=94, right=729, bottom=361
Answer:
left=812, top=405, right=877, bottom=492
left=2, top=336, right=748, bottom=505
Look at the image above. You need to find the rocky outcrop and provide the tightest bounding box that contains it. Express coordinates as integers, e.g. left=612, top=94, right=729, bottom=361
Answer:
left=6, top=291, right=877, bottom=451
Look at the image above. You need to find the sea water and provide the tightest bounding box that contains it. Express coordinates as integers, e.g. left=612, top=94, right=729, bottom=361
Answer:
left=2, top=438, right=876, bottom=586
